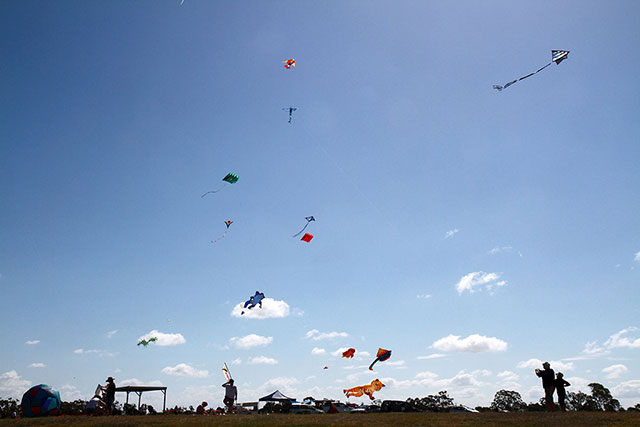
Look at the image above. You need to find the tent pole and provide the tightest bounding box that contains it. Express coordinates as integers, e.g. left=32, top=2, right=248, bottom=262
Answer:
left=163, top=390, right=166, bottom=412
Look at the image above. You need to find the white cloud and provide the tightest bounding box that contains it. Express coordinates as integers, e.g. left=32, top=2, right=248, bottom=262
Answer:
left=602, top=364, right=628, bottom=379
left=73, top=349, right=100, bottom=355
left=229, top=334, right=273, bottom=349
left=604, top=327, right=640, bottom=349
left=489, top=246, right=513, bottom=254
left=28, top=363, right=45, bottom=368
left=444, top=228, right=459, bottom=239
left=263, top=377, right=299, bottom=390
left=231, top=298, right=290, bottom=319
left=433, top=334, right=508, bottom=353
left=231, top=358, right=242, bottom=365
left=25, top=340, right=40, bottom=345
left=305, top=329, right=349, bottom=341
left=417, top=353, right=446, bottom=360
left=161, top=363, right=208, bottom=378
left=416, top=371, right=439, bottom=380
left=107, top=330, right=118, bottom=338
left=138, top=330, right=186, bottom=347
left=416, top=294, right=432, bottom=300
left=455, top=271, right=505, bottom=294
left=59, top=384, right=83, bottom=401
left=0, top=371, right=31, bottom=398
left=120, top=378, right=163, bottom=386
left=387, top=360, right=407, bottom=369
left=612, top=380, right=640, bottom=398
left=635, top=251, right=640, bottom=262
left=311, top=347, right=326, bottom=355
left=516, top=358, right=574, bottom=371
left=248, top=356, right=278, bottom=365
left=497, top=370, right=519, bottom=380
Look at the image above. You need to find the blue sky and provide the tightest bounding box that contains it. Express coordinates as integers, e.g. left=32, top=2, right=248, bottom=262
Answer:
left=1, top=0, right=640, bottom=409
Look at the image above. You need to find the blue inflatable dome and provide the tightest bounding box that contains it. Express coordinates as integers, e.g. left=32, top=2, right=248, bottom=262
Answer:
left=21, top=384, right=61, bottom=417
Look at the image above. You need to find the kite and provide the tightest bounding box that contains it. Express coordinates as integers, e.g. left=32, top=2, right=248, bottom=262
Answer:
left=282, top=107, right=297, bottom=124
left=493, top=50, right=570, bottom=91
left=222, top=362, right=232, bottom=381
left=368, top=348, right=392, bottom=370
left=301, top=233, right=314, bottom=243
left=212, top=221, right=233, bottom=243
left=21, top=384, right=61, bottom=417
left=201, top=173, right=239, bottom=197
left=343, top=379, right=385, bottom=400
left=137, top=337, right=158, bottom=347
left=323, top=366, right=328, bottom=370
left=241, top=291, right=265, bottom=315
left=293, top=216, right=315, bottom=237
left=282, top=59, right=295, bottom=69
left=342, top=348, right=356, bottom=359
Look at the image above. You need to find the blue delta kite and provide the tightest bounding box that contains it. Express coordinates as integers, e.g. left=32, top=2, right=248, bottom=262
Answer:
left=494, top=50, right=569, bottom=91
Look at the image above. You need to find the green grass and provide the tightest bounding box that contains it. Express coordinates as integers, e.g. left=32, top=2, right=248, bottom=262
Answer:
left=2, top=412, right=640, bottom=426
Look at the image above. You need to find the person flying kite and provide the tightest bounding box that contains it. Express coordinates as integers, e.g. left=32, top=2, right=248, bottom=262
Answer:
left=493, top=50, right=569, bottom=91
left=241, top=291, right=265, bottom=315
left=282, top=107, right=297, bottom=124
left=282, top=59, right=295, bottom=69
left=369, top=348, right=392, bottom=370
left=212, top=221, right=233, bottom=243
left=293, top=216, right=315, bottom=237
left=137, top=337, right=158, bottom=347
left=202, top=173, right=239, bottom=197
left=342, top=348, right=356, bottom=359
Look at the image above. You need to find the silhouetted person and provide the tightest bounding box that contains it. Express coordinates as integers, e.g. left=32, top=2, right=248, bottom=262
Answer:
left=535, top=362, right=555, bottom=411
left=555, top=372, right=570, bottom=412
left=196, top=401, right=208, bottom=414
left=104, top=377, right=116, bottom=415
left=222, top=379, right=237, bottom=413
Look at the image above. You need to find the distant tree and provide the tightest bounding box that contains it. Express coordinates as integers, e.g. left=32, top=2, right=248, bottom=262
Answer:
left=566, top=391, right=591, bottom=411
left=474, top=406, right=491, bottom=412
left=60, top=399, right=88, bottom=415
left=490, top=390, right=526, bottom=412
left=588, top=383, right=621, bottom=412
left=407, top=391, right=455, bottom=412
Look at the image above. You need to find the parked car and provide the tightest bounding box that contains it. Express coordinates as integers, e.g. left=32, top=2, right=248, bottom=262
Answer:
left=380, top=400, right=419, bottom=412
left=289, top=404, right=324, bottom=414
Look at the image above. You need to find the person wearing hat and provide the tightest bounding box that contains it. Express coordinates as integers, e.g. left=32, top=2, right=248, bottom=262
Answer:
left=535, top=362, right=555, bottom=411
left=105, top=376, right=116, bottom=415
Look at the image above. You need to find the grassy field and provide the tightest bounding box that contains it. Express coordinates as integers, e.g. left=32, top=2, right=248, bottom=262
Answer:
left=1, top=412, right=640, bottom=426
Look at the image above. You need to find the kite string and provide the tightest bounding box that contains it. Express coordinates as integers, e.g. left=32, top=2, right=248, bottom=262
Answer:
left=292, top=221, right=310, bottom=238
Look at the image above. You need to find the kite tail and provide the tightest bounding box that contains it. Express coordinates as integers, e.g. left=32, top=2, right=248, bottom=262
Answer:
left=368, top=358, right=378, bottom=371
left=292, top=222, right=310, bottom=238
left=494, top=62, right=553, bottom=91
left=211, top=230, right=228, bottom=243
left=201, top=184, right=226, bottom=197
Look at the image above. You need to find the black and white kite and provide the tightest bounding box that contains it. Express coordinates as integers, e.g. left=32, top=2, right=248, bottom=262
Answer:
left=494, top=50, right=569, bottom=91
left=293, top=216, right=315, bottom=238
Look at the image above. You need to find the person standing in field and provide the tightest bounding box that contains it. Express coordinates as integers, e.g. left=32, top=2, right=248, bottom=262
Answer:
left=104, top=376, right=116, bottom=415
left=555, top=372, right=571, bottom=412
left=222, top=379, right=237, bottom=413
left=535, top=362, right=555, bottom=411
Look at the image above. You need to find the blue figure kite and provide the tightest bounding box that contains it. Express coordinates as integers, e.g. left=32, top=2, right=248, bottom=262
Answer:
left=241, top=291, right=265, bottom=315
